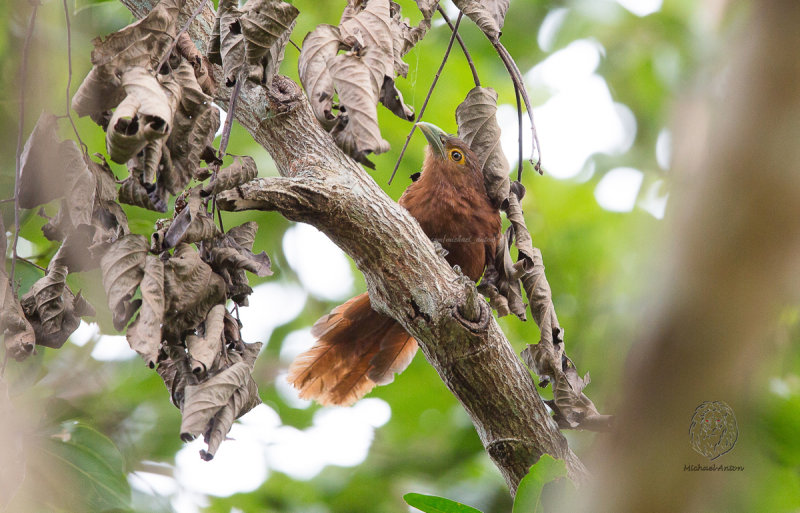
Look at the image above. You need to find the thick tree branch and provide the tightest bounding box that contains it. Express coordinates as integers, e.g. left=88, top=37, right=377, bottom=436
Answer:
left=121, top=0, right=588, bottom=491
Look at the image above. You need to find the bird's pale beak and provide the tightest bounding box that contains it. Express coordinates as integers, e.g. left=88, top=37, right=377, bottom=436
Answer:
left=416, top=122, right=447, bottom=159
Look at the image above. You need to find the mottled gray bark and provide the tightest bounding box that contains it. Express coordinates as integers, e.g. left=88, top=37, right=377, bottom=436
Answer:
left=121, top=0, right=588, bottom=492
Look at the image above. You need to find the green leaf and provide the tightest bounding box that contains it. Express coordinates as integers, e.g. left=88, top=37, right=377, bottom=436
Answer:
left=404, top=493, right=484, bottom=513
left=39, top=421, right=132, bottom=513
left=512, top=455, right=568, bottom=513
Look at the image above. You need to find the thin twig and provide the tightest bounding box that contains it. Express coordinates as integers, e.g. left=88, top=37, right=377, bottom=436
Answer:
left=388, top=13, right=463, bottom=185
left=493, top=41, right=542, bottom=173
left=62, top=0, right=88, bottom=154
left=156, top=0, right=210, bottom=74
left=217, top=80, right=242, bottom=159
left=289, top=39, right=301, bottom=52
left=514, top=83, right=523, bottom=182
left=11, top=1, right=40, bottom=286
left=0, top=198, right=14, bottom=204
left=436, top=5, right=480, bottom=87
left=210, top=78, right=243, bottom=231
left=18, top=256, right=46, bottom=272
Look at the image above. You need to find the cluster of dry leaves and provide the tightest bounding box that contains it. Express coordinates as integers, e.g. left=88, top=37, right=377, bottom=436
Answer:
left=298, top=0, right=435, bottom=167
left=455, top=87, right=607, bottom=430
left=0, top=0, right=280, bottom=459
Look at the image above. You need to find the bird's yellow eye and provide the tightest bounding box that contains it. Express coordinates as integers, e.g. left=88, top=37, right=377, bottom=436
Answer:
left=449, top=149, right=463, bottom=163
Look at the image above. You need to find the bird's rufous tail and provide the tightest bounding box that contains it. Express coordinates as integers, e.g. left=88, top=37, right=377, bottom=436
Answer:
left=287, top=292, right=418, bottom=406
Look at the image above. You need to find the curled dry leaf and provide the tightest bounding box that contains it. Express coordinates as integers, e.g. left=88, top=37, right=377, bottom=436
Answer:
left=478, top=229, right=527, bottom=320
left=298, top=24, right=341, bottom=128
left=186, top=304, right=226, bottom=374
left=210, top=0, right=299, bottom=87
left=176, top=33, right=216, bottom=95
left=452, top=0, right=509, bottom=42
left=18, top=112, right=63, bottom=209
left=163, top=190, right=219, bottom=249
left=163, top=244, right=227, bottom=342
left=200, top=370, right=259, bottom=460
left=179, top=354, right=261, bottom=458
left=505, top=181, right=534, bottom=263
left=456, top=87, right=510, bottom=208
left=414, top=0, right=439, bottom=19
left=329, top=51, right=390, bottom=167
left=165, top=61, right=221, bottom=196
left=100, top=234, right=149, bottom=331
left=157, top=345, right=197, bottom=409
left=206, top=221, right=272, bottom=305
left=126, top=255, right=165, bottom=367
left=298, top=0, right=428, bottom=165
left=72, top=0, right=183, bottom=117
left=240, top=0, right=298, bottom=84
left=180, top=362, right=253, bottom=446
left=118, top=176, right=163, bottom=212
left=201, top=156, right=258, bottom=197
left=20, top=263, right=68, bottom=339
left=340, top=0, right=395, bottom=93
left=0, top=269, right=35, bottom=361
left=106, top=67, right=179, bottom=164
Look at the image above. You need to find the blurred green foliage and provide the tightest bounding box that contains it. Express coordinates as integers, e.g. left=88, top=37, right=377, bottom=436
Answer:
left=1, top=1, right=799, bottom=513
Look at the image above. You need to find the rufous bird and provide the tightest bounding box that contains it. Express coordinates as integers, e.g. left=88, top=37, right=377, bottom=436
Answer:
left=287, top=122, right=502, bottom=405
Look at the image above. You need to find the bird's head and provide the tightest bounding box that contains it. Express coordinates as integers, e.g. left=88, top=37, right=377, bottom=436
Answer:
left=416, top=122, right=482, bottom=183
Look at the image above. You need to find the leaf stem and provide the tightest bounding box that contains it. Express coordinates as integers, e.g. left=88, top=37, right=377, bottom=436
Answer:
left=493, top=41, right=542, bottom=174
left=11, top=1, right=40, bottom=286
left=62, top=0, right=87, bottom=155
left=388, top=12, right=463, bottom=185
left=515, top=83, right=522, bottom=182
left=210, top=78, right=243, bottom=231
left=436, top=5, right=480, bottom=87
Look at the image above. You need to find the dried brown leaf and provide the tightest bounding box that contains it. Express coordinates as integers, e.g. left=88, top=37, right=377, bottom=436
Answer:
left=179, top=361, right=257, bottom=441
left=340, top=0, right=395, bottom=92
left=165, top=61, right=220, bottom=195
left=100, top=234, right=148, bottom=331
left=506, top=181, right=534, bottom=263
left=106, top=67, right=179, bottom=164
left=164, top=190, right=219, bottom=249
left=211, top=0, right=298, bottom=87
left=298, top=24, right=341, bottom=128
left=201, top=373, right=259, bottom=459
left=72, top=0, right=183, bottom=116
left=414, top=0, right=439, bottom=19
left=456, top=87, right=510, bottom=208
left=118, top=176, right=163, bottom=212
left=157, top=346, right=196, bottom=409
left=329, top=51, right=390, bottom=167
left=20, top=263, right=68, bottom=338
left=126, top=255, right=165, bottom=367
left=391, top=0, right=432, bottom=75
left=201, top=156, right=258, bottom=196
left=480, top=228, right=527, bottom=320
left=186, top=304, right=225, bottom=374
left=18, top=113, right=63, bottom=208
left=240, top=0, right=299, bottom=72
left=206, top=221, right=272, bottom=300
left=163, top=244, right=227, bottom=341
left=176, top=33, right=216, bottom=95
left=453, top=0, right=508, bottom=42
left=0, top=269, right=35, bottom=361
left=88, top=154, right=119, bottom=204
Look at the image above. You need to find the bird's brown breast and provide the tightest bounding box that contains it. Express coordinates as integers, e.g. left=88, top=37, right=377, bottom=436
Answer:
left=399, top=169, right=501, bottom=281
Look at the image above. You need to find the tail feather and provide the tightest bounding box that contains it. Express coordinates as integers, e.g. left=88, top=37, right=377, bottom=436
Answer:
left=287, top=292, right=418, bottom=406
